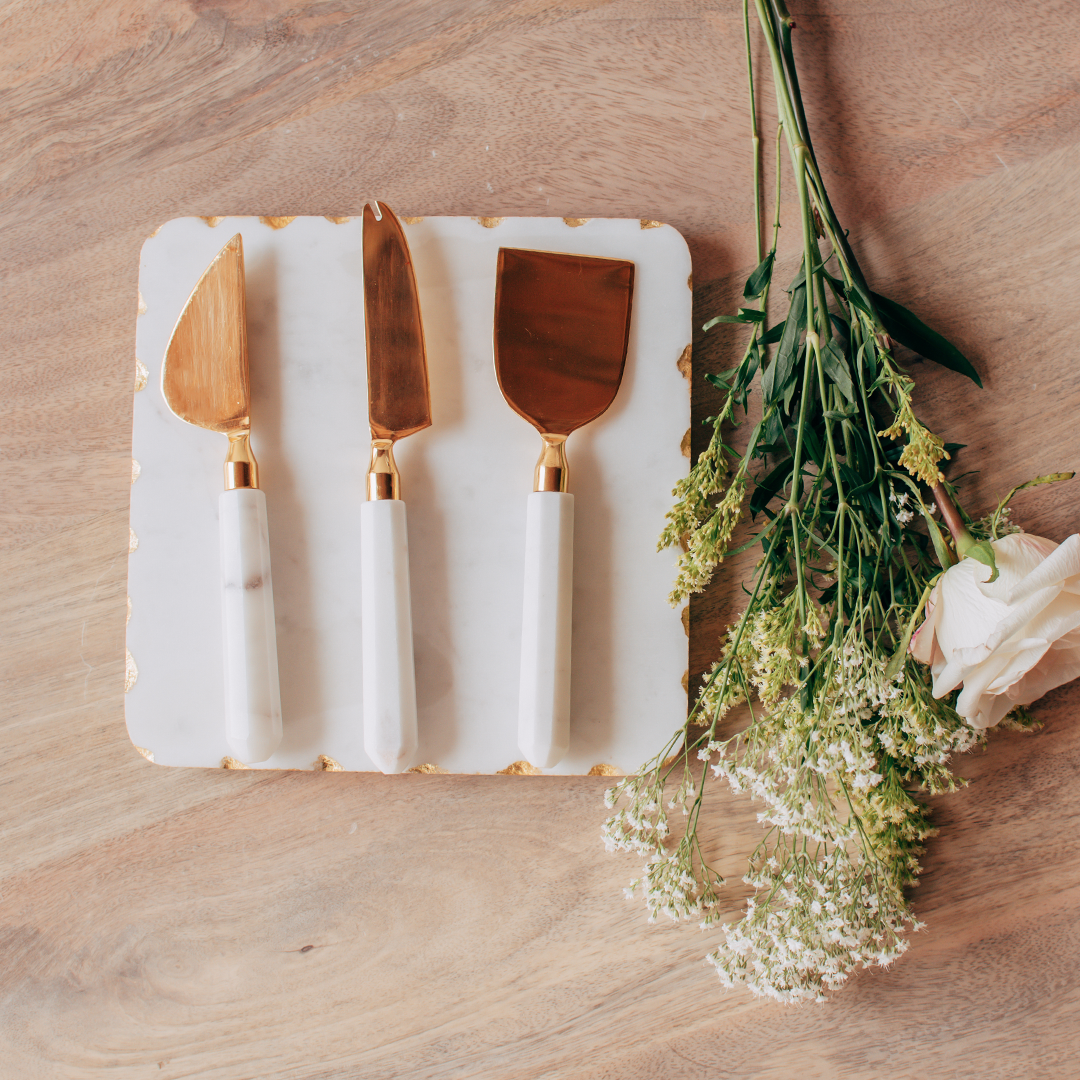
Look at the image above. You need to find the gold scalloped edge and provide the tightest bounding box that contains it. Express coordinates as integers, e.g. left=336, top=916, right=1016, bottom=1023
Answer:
left=221, top=756, right=250, bottom=769
left=131, top=459, right=141, bottom=484
left=137, top=290, right=147, bottom=316
left=681, top=606, right=690, bottom=637
left=134, top=358, right=148, bottom=392
left=563, top=217, right=590, bottom=228
left=687, top=273, right=693, bottom=291
left=407, top=763, right=448, bottom=774
left=129, top=527, right=139, bottom=554
left=640, top=219, right=664, bottom=229
left=201, top=216, right=225, bottom=227
left=126, top=596, right=132, bottom=625
left=125, top=649, right=138, bottom=692
left=402, top=217, right=425, bottom=225
left=260, top=216, right=296, bottom=230
left=497, top=760, right=541, bottom=775
left=681, top=669, right=689, bottom=693
left=680, top=428, right=691, bottom=458
left=134, top=745, right=154, bottom=762
left=313, top=754, right=344, bottom=771
left=147, top=224, right=162, bottom=240
left=475, top=217, right=505, bottom=228
left=588, top=763, right=621, bottom=776
left=324, top=216, right=352, bottom=224
left=676, top=343, right=692, bottom=382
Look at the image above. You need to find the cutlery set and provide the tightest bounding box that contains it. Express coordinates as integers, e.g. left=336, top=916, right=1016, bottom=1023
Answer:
left=161, top=203, right=635, bottom=772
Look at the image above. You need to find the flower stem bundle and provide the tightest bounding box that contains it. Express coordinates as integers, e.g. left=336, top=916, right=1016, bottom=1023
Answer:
left=604, top=0, right=1012, bottom=1002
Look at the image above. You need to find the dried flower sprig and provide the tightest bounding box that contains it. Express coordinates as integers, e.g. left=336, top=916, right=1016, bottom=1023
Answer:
left=605, top=0, right=1004, bottom=1002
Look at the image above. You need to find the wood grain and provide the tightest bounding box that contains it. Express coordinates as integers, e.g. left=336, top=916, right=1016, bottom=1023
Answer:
left=3, top=1, right=1080, bottom=1076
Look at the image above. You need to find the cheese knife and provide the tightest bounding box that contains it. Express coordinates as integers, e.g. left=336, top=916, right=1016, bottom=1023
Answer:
left=162, top=234, right=283, bottom=764
left=361, top=201, right=432, bottom=774
left=493, top=247, right=635, bottom=769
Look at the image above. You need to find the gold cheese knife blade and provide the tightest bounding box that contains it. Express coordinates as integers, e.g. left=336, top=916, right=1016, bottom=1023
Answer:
left=362, top=201, right=432, bottom=490
left=163, top=233, right=258, bottom=487
left=359, top=201, right=431, bottom=774
left=494, top=247, right=634, bottom=490
left=161, top=233, right=282, bottom=764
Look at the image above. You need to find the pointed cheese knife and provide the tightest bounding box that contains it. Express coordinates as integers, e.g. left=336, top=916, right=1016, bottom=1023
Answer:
left=361, top=201, right=432, bottom=774
left=162, top=234, right=283, bottom=764
left=494, top=248, right=635, bottom=769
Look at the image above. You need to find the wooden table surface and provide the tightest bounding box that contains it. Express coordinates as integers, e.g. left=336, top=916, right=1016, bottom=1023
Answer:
left=4, top=1, right=1080, bottom=1076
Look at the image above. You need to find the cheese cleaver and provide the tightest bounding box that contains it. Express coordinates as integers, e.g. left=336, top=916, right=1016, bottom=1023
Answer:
left=162, top=234, right=282, bottom=764
left=494, top=248, right=635, bottom=769
left=361, top=201, right=432, bottom=774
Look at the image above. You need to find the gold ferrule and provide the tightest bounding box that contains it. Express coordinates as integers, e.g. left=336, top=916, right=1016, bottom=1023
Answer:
left=367, top=438, right=400, bottom=500
left=534, top=434, right=568, bottom=493
left=224, top=431, right=259, bottom=490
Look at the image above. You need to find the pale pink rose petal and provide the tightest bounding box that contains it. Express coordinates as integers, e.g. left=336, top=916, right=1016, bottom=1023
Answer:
left=1007, top=643, right=1080, bottom=710
left=983, top=534, right=1080, bottom=606
left=977, top=533, right=1059, bottom=602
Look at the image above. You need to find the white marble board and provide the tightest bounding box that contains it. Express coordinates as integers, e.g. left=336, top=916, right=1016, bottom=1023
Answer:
left=128, top=215, right=691, bottom=774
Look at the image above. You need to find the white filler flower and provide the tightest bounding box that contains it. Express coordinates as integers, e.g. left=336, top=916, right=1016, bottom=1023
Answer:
left=911, top=533, right=1080, bottom=727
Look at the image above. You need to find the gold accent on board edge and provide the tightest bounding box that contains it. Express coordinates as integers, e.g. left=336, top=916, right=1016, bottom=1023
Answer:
left=640, top=219, right=664, bottom=229
left=137, top=290, right=147, bottom=316
left=131, top=459, right=141, bottom=484
left=687, top=273, right=693, bottom=290
left=676, top=343, right=692, bottom=382
left=498, top=760, right=541, bottom=775
left=681, top=669, right=689, bottom=693
left=681, top=606, right=690, bottom=637
left=325, top=216, right=352, bottom=224
left=126, top=596, right=132, bottom=624
left=680, top=428, right=691, bottom=458
left=402, top=217, right=425, bottom=225
left=135, top=745, right=155, bottom=762
left=124, top=649, right=138, bottom=692
left=129, top=527, right=139, bottom=554
left=259, top=216, right=296, bottom=229
left=221, top=757, right=250, bottom=769
left=134, top=358, right=148, bottom=392
left=475, top=217, right=505, bottom=228
left=313, top=755, right=344, bottom=771
left=588, top=763, right=622, bottom=776
left=201, top=216, right=225, bottom=227
left=408, top=763, right=448, bottom=774
left=563, top=217, right=589, bottom=228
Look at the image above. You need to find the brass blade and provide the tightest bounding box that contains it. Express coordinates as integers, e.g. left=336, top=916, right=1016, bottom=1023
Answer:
left=363, top=202, right=432, bottom=441
left=493, top=248, right=635, bottom=437
left=162, top=234, right=249, bottom=435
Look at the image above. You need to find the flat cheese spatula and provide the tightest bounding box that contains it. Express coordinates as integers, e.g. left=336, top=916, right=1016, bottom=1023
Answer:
left=493, top=248, right=635, bottom=768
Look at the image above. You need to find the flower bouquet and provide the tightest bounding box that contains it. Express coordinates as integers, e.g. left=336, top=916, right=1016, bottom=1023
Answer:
left=603, top=0, right=1079, bottom=1002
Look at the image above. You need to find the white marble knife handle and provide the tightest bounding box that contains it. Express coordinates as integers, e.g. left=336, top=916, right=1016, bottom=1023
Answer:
left=219, top=487, right=283, bottom=764
left=518, top=491, right=574, bottom=769
left=360, top=499, right=419, bottom=774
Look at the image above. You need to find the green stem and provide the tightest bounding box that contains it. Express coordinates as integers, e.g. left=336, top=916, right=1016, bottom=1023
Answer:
left=744, top=0, right=764, bottom=263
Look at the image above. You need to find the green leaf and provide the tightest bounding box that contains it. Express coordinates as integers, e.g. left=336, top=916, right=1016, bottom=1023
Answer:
left=870, top=292, right=983, bottom=387
left=750, top=457, right=793, bottom=516
left=760, top=320, right=785, bottom=345
left=744, top=251, right=775, bottom=299
left=764, top=286, right=805, bottom=408
left=820, top=339, right=856, bottom=404
left=964, top=539, right=999, bottom=582
left=702, top=307, right=766, bottom=331
left=705, top=371, right=735, bottom=390
left=989, top=472, right=1075, bottom=537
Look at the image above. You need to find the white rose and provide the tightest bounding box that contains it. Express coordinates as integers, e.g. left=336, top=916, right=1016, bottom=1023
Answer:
left=910, top=532, right=1080, bottom=728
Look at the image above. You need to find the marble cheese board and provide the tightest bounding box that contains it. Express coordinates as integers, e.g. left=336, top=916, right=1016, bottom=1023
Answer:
left=127, top=214, right=691, bottom=774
